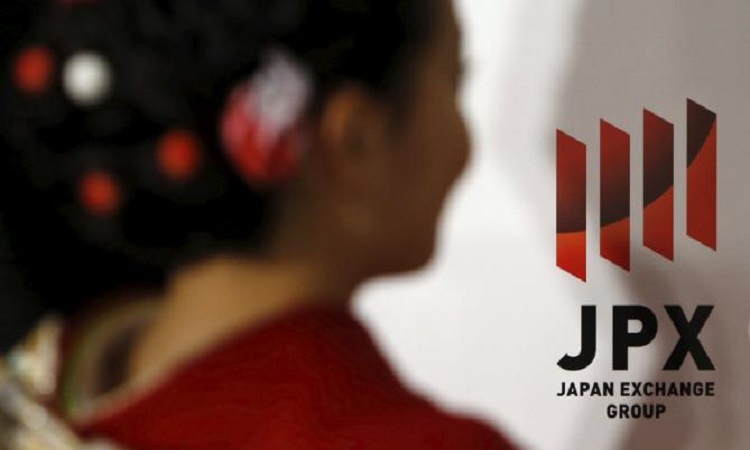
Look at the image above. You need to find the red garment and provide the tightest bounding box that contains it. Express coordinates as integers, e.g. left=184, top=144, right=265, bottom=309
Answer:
left=72, top=302, right=518, bottom=449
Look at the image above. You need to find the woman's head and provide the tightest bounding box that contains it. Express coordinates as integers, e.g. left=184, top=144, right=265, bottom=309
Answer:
left=0, top=0, right=467, bottom=313
left=287, top=0, right=468, bottom=277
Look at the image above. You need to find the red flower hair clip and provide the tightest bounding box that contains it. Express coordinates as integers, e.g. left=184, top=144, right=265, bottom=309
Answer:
left=220, top=48, right=313, bottom=188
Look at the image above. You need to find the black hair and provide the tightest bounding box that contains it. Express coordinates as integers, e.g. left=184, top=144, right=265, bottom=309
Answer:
left=0, top=0, right=438, bottom=320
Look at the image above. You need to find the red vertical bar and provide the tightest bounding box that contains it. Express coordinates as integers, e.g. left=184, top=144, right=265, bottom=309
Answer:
left=687, top=99, right=717, bottom=250
left=600, top=120, right=631, bottom=271
left=643, top=110, right=675, bottom=260
left=557, top=130, right=587, bottom=281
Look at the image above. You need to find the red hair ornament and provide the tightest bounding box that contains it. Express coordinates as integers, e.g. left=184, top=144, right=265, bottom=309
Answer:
left=221, top=50, right=313, bottom=188
left=13, top=46, right=55, bottom=95
left=158, top=130, right=203, bottom=182
left=79, top=170, right=121, bottom=217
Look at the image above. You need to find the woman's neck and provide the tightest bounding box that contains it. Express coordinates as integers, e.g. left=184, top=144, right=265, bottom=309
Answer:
left=125, top=255, right=357, bottom=388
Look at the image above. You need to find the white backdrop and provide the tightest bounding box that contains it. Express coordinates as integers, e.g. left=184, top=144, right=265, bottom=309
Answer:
left=356, top=1, right=750, bottom=449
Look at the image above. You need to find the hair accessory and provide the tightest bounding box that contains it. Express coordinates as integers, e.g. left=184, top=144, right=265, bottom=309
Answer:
left=62, top=52, right=113, bottom=108
left=14, top=46, right=56, bottom=95
left=157, top=130, right=204, bottom=182
left=220, top=48, right=313, bottom=187
left=78, top=170, right=121, bottom=217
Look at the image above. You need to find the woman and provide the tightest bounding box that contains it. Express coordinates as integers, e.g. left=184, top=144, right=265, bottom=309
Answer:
left=0, top=0, right=519, bottom=448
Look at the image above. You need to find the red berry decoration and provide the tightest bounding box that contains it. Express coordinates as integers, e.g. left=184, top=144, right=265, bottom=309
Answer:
left=158, top=130, right=203, bottom=182
left=14, top=46, right=56, bottom=95
left=79, top=171, right=121, bottom=217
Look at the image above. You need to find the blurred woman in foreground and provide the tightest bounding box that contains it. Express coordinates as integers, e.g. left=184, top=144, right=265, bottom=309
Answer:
left=0, top=0, right=518, bottom=448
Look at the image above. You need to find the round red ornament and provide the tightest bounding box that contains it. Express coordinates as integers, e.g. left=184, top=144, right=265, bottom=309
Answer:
left=158, top=130, right=203, bottom=182
left=79, top=170, right=121, bottom=217
left=14, top=46, right=55, bottom=95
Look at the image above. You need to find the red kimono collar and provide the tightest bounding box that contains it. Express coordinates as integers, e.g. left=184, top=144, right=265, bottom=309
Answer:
left=58, top=300, right=516, bottom=449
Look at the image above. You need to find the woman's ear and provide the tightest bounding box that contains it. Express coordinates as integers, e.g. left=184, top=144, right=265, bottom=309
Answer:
left=314, top=85, right=390, bottom=192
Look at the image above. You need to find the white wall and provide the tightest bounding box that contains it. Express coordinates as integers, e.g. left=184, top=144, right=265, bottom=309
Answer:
left=356, top=1, right=750, bottom=449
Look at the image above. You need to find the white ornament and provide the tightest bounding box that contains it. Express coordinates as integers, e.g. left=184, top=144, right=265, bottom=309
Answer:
left=62, top=52, right=113, bottom=108
left=250, top=48, right=312, bottom=145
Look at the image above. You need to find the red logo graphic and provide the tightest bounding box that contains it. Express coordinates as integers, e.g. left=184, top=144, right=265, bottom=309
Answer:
left=557, top=99, right=717, bottom=281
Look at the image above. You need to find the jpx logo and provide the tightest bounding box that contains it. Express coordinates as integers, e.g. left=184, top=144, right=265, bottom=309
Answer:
left=557, top=305, right=715, bottom=372
left=556, top=99, right=717, bottom=281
